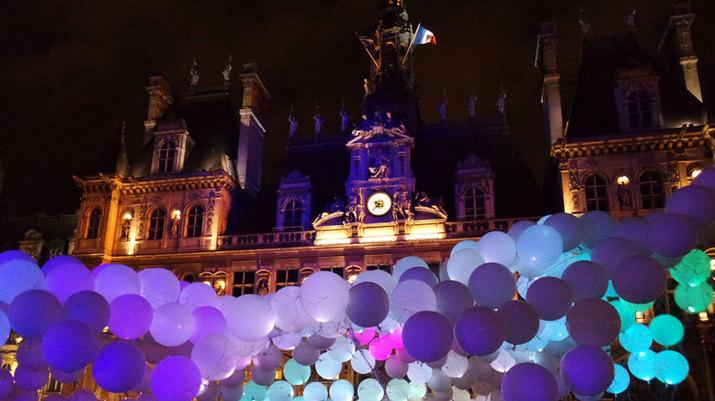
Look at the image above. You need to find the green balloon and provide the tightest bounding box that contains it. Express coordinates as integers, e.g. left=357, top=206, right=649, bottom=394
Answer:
left=622, top=300, right=654, bottom=313
left=649, top=314, right=684, bottom=347
left=283, top=358, right=311, bottom=385
left=669, top=249, right=711, bottom=287
left=675, top=282, right=714, bottom=314
left=611, top=299, right=635, bottom=331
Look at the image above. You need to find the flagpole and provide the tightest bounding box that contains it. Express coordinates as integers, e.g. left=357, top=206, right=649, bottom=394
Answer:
left=356, top=32, right=379, bottom=68
left=401, top=23, right=419, bottom=67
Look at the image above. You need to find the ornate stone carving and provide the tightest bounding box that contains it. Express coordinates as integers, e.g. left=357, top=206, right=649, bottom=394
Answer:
left=344, top=189, right=365, bottom=225
left=392, top=185, right=413, bottom=221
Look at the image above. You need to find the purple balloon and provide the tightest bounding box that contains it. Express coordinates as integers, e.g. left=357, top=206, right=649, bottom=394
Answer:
left=502, top=363, right=557, bottom=401
left=497, top=300, right=539, bottom=345
left=612, top=255, right=666, bottom=304
left=561, top=261, right=608, bottom=301
left=544, top=213, right=583, bottom=251
left=93, top=341, right=146, bottom=393
left=190, top=306, right=227, bottom=344
left=566, top=298, right=620, bottom=346
left=8, top=290, right=63, bottom=339
left=433, top=280, right=474, bottom=324
left=293, top=340, right=320, bottom=366
left=579, top=211, right=615, bottom=249
left=306, top=335, right=336, bottom=350
left=454, top=306, right=505, bottom=356
left=591, top=238, right=640, bottom=277
left=43, top=257, right=93, bottom=303
left=347, top=282, right=389, bottom=328
left=63, top=291, right=110, bottom=332
left=41, top=320, right=98, bottom=373
left=647, top=213, right=698, bottom=258
left=13, top=365, right=48, bottom=391
left=399, top=267, right=439, bottom=287
left=16, top=340, right=47, bottom=371
left=402, top=311, right=453, bottom=362
left=525, top=277, right=573, bottom=321
left=508, top=220, right=536, bottom=242
left=109, top=294, right=153, bottom=340
left=561, top=345, right=614, bottom=397
left=468, top=263, right=516, bottom=309
left=666, top=184, right=715, bottom=225
left=611, top=218, right=651, bottom=254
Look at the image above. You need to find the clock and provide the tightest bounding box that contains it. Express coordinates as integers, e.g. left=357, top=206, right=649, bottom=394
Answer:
left=367, top=191, right=392, bottom=216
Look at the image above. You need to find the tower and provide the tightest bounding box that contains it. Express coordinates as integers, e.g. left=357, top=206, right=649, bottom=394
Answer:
left=236, top=63, right=270, bottom=198
left=536, top=22, right=564, bottom=145
left=664, top=2, right=703, bottom=102
left=143, top=76, right=174, bottom=146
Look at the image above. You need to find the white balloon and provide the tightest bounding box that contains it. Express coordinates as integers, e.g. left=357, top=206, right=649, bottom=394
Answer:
left=180, top=282, right=220, bottom=311
left=271, top=286, right=314, bottom=333
left=358, top=378, right=384, bottom=401
left=450, top=240, right=479, bottom=258
left=351, top=348, right=376, bottom=374
left=138, top=268, right=180, bottom=309
left=191, top=335, right=240, bottom=380
left=441, top=351, right=468, bottom=378
left=387, top=379, right=411, bottom=401
left=477, top=232, right=517, bottom=266
left=389, top=280, right=436, bottom=324
left=407, top=362, right=433, bottom=384
left=304, top=382, right=329, bottom=401
left=267, top=381, right=294, bottom=401
left=150, top=302, right=196, bottom=347
left=225, top=295, right=275, bottom=341
left=393, top=256, right=429, bottom=281
left=94, top=264, right=141, bottom=303
left=330, top=380, right=354, bottom=401
left=354, top=270, right=397, bottom=294
left=300, top=271, right=350, bottom=323
left=315, top=352, right=342, bottom=380
left=385, top=355, right=408, bottom=379
left=447, top=249, right=485, bottom=285
left=328, top=336, right=355, bottom=363
left=272, top=332, right=302, bottom=351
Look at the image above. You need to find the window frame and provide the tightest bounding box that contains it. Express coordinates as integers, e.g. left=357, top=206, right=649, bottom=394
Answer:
left=463, top=185, right=486, bottom=220
left=157, top=140, right=177, bottom=173
left=639, top=170, right=665, bottom=209
left=584, top=174, right=610, bottom=212
left=86, top=207, right=102, bottom=239
left=232, top=271, right=256, bottom=296
left=185, top=204, right=205, bottom=238
left=283, top=199, right=303, bottom=230
left=275, top=269, right=300, bottom=290
left=148, top=207, right=167, bottom=240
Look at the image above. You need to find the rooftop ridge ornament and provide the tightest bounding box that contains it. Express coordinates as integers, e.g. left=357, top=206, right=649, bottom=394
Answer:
left=348, top=111, right=409, bottom=144
left=222, top=55, right=232, bottom=88
left=189, top=59, right=199, bottom=89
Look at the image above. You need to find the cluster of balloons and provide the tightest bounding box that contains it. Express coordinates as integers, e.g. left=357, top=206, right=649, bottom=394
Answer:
left=0, top=169, right=715, bottom=401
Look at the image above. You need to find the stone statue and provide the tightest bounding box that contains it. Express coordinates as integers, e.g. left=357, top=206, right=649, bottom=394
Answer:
left=466, top=92, right=477, bottom=118
left=340, top=102, right=350, bottom=133
left=120, top=219, right=131, bottom=241
left=222, top=55, right=232, bottom=88
left=496, top=84, right=507, bottom=119
left=617, top=185, right=632, bottom=210
left=578, top=8, right=591, bottom=35
left=313, top=107, right=324, bottom=140
left=328, top=197, right=345, bottom=214
left=368, top=151, right=390, bottom=179
left=190, top=59, right=199, bottom=88
left=363, top=79, right=372, bottom=96
left=345, top=189, right=365, bottom=224
left=256, top=278, right=269, bottom=296
left=288, top=108, right=298, bottom=140
left=392, top=185, right=413, bottom=221
left=626, top=9, right=637, bottom=30
left=170, top=219, right=179, bottom=239
left=438, top=90, right=448, bottom=122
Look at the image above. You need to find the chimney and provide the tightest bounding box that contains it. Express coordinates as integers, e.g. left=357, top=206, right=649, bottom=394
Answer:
left=236, top=64, right=270, bottom=198
left=664, top=2, right=702, bottom=102
left=143, top=76, right=174, bottom=145
left=536, top=22, right=564, bottom=145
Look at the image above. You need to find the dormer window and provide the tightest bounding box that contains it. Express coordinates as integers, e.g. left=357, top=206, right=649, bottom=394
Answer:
left=614, top=64, right=662, bottom=133
left=626, top=90, right=653, bottom=130
left=283, top=200, right=304, bottom=230
left=151, top=118, right=193, bottom=175
left=276, top=170, right=311, bottom=231
left=454, top=155, right=495, bottom=220
left=157, top=141, right=177, bottom=173
left=463, top=186, right=486, bottom=219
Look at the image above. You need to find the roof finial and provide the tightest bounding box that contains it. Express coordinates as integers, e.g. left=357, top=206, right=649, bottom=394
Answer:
left=626, top=7, right=637, bottom=30
left=288, top=105, right=297, bottom=141
left=222, top=55, right=232, bottom=88
left=578, top=7, right=591, bottom=36
left=190, top=59, right=199, bottom=89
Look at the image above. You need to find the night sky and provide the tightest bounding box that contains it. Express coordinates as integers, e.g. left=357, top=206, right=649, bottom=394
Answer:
left=1, top=0, right=713, bottom=217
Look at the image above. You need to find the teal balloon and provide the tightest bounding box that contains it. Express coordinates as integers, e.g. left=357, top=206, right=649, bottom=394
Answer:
left=654, top=350, right=689, bottom=385
left=618, top=324, right=652, bottom=353
left=244, top=381, right=268, bottom=401
left=628, top=350, right=657, bottom=381
left=605, top=281, right=618, bottom=298
left=648, top=315, right=684, bottom=347
left=669, top=249, right=711, bottom=287
left=610, top=300, right=635, bottom=331
left=621, top=300, right=653, bottom=313
left=267, top=381, right=294, bottom=401
left=675, top=282, right=714, bottom=314
left=283, top=358, right=311, bottom=386
left=607, top=364, right=630, bottom=394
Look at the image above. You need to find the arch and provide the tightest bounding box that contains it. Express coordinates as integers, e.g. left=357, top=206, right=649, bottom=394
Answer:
left=282, top=199, right=304, bottom=230
left=85, top=207, right=103, bottom=239
left=148, top=207, right=167, bottom=240
left=185, top=204, right=205, bottom=238
left=157, top=140, right=177, bottom=173
left=638, top=169, right=665, bottom=209
left=461, top=185, right=486, bottom=219
left=583, top=173, right=609, bottom=211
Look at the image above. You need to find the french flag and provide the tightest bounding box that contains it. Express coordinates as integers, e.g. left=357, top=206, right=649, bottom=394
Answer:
left=413, top=24, right=436, bottom=45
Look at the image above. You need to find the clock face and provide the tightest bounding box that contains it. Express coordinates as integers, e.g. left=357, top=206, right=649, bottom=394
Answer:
left=367, top=192, right=392, bottom=216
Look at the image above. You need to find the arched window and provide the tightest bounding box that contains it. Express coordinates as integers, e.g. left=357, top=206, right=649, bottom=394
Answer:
left=157, top=140, right=177, bottom=173
left=86, top=207, right=102, bottom=239
left=584, top=174, right=609, bottom=211
left=283, top=200, right=303, bottom=230
left=639, top=170, right=665, bottom=209
left=626, top=90, right=653, bottom=130
left=185, top=205, right=205, bottom=238
left=463, top=186, right=486, bottom=219
left=148, top=208, right=166, bottom=240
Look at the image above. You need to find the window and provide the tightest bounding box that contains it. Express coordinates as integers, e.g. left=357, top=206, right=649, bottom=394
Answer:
left=148, top=208, right=166, bottom=240
left=157, top=140, right=177, bottom=173
left=185, top=205, right=205, bottom=238
left=584, top=174, right=609, bottom=211
left=626, top=90, right=653, bottom=130
left=367, top=265, right=392, bottom=273
left=275, top=269, right=299, bottom=290
left=323, top=267, right=345, bottom=278
left=639, top=170, right=665, bottom=209
left=463, top=186, right=486, bottom=219
left=283, top=200, right=303, bottom=230
left=86, top=207, right=102, bottom=239
left=232, top=271, right=256, bottom=296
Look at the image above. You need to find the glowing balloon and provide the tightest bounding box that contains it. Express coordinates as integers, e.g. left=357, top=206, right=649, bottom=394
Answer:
left=579, top=211, right=615, bottom=249
left=393, top=256, right=429, bottom=281
left=618, top=323, right=652, bottom=353
left=447, top=248, right=485, bottom=285
left=407, top=362, right=433, bottom=384
left=93, top=341, right=146, bottom=393
left=670, top=249, right=711, bottom=288
left=591, top=237, right=640, bottom=277
left=610, top=299, right=635, bottom=332
left=501, top=363, right=557, bottom=401
left=17, top=339, right=47, bottom=371
left=612, top=256, right=666, bottom=304
left=654, top=350, right=689, bottom=385
left=496, top=300, right=539, bottom=345
left=561, top=261, right=608, bottom=301
left=384, top=355, right=408, bottom=378
left=647, top=213, right=697, bottom=258
left=607, top=364, right=630, bottom=395
left=544, top=212, right=583, bottom=251
left=389, top=279, right=436, bottom=324
left=179, top=282, right=219, bottom=311
left=63, top=291, right=110, bottom=332
left=612, top=218, right=651, bottom=254
left=271, top=286, right=313, bottom=333
left=328, top=336, right=356, bottom=363
left=627, top=350, right=657, bottom=381
left=468, top=263, right=516, bottom=309
left=13, top=365, right=48, bottom=391
left=399, top=267, right=439, bottom=286
left=0, top=311, right=9, bottom=346
left=455, top=306, right=505, bottom=356
left=648, top=314, right=684, bottom=346
left=477, top=231, right=517, bottom=265
left=44, top=259, right=93, bottom=303
left=253, top=345, right=283, bottom=371
left=151, top=356, right=202, bottom=401
left=525, top=277, right=573, bottom=321
left=441, top=351, right=468, bottom=378
left=304, top=382, right=328, bottom=401
left=300, top=271, right=350, bottom=323
left=191, top=334, right=240, bottom=380
left=93, top=264, right=140, bottom=303
left=386, top=379, right=411, bottom=401
left=433, top=280, right=474, bottom=324
left=351, top=348, right=376, bottom=374
left=0, top=251, right=45, bottom=304
left=354, top=269, right=396, bottom=294
left=516, top=225, right=563, bottom=278
left=566, top=298, right=620, bottom=347
left=294, top=340, right=320, bottom=366
left=315, top=352, right=342, bottom=380
left=402, top=311, right=453, bottom=362
left=191, top=306, right=226, bottom=344
left=358, top=378, right=384, bottom=401
left=251, top=368, right=276, bottom=386
left=561, top=345, right=614, bottom=396
left=268, top=381, right=294, bottom=401
left=283, top=358, right=310, bottom=385
left=109, top=294, right=153, bottom=340
left=674, top=281, right=714, bottom=313
left=369, top=336, right=392, bottom=361
left=665, top=184, right=715, bottom=224
left=507, top=220, right=536, bottom=242
left=8, top=290, right=63, bottom=339
left=41, top=320, right=98, bottom=373
left=244, top=381, right=269, bottom=401
left=138, top=268, right=180, bottom=309
left=225, top=294, right=274, bottom=341
left=347, top=282, right=389, bottom=328
left=330, top=380, right=354, bottom=401
left=150, top=302, right=196, bottom=347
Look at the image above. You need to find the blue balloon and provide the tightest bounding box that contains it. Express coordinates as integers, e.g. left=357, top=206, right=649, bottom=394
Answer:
left=627, top=350, right=657, bottom=381
left=41, top=320, right=98, bottom=373
left=607, top=364, right=630, bottom=394
left=654, top=350, right=689, bottom=385
left=93, top=341, right=146, bottom=393
left=561, top=345, right=614, bottom=396
left=151, top=356, right=202, bottom=401
left=0, top=251, right=45, bottom=304
left=618, top=324, right=652, bottom=353
left=502, top=363, right=557, bottom=401
left=402, top=311, right=453, bottom=362
left=399, top=267, right=438, bottom=286
left=8, top=290, right=63, bottom=339
left=63, top=291, right=110, bottom=332
left=0, top=310, right=9, bottom=346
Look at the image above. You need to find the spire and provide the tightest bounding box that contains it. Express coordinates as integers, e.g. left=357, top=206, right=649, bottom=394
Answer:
left=115, top=120, right=129, bottom=178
